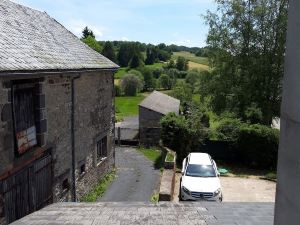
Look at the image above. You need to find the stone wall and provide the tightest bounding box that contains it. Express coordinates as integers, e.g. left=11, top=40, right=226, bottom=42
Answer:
left=139, top=106, right=163, bottom=146
left=274, top=1, right=300, bottom=224
left=0, top=70, right=115, bottom=223
left=73, top=72, right=115, bottom=199
left=45, top=76, right=73, bottom=202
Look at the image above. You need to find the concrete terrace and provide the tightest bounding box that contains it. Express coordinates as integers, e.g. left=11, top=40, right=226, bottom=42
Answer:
left=11, top=202, right=274, bottom=225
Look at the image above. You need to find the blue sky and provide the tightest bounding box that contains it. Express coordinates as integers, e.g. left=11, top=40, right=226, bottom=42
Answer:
left=12, top=0, right=216, bottom=47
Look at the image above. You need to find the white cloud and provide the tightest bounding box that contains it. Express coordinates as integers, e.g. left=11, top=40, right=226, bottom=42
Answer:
left=64, top=20, right=105, bottom=39
left=121, top=37, right=130, bottom=41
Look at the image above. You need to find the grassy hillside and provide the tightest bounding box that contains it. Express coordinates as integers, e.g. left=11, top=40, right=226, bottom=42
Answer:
left=172, top=51, right=209, bottom=66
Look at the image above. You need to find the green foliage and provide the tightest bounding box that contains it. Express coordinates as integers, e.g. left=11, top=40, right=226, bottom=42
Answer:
left=80, top=170, right=116, bottom=202
left=159, top=74, right=172, bottom=90
left=166, top=152, right=174, bottom=162
left=140, top=67, right=156, bottom=91
left=102, top=41, right=116, bottom=63
left=185, top=70, right=200, bottom=93
left=120, top=74, right=143, bottom=96
left=176, top=56, right=189, bottom=71
left=204, top=0, right=288, bottom=124
left=236, top=124, right=279, bottom=169
left=82, top=26, right=95, bottom=39
left=244, top=104, right=263, bottom=124
left=82, top=35, right=102, bottom=53
left=161, top=111, right=209, bottom=163
left=117, top=43, right=143, bottom=67
left=129, top=52, right=144, bottom=69
left=215, top=117, right=243, bottom=142
left=115, top=67, right=127, bottom=79
left=171, top=81, right=192, bottom=105
left=115, top=85, right=121, bottom=97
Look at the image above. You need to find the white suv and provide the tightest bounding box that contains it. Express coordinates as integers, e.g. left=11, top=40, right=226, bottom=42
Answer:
left=180, top=152, right=223, bottom=202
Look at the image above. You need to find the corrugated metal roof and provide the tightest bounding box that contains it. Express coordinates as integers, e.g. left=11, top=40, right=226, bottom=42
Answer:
left=139, top=91, right=180, bottom=115
left=0, top=0, right=119, bottom=72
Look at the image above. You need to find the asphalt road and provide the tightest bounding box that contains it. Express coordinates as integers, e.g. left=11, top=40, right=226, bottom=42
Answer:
left=98, top=146, right=161, bottom=202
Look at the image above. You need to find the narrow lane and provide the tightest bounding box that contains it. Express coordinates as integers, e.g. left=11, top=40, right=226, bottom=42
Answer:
left=99, top=146, right=160, bottom=202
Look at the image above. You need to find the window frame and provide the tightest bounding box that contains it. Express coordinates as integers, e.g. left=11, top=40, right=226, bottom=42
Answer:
left=96, top=135, right=108, bottom=162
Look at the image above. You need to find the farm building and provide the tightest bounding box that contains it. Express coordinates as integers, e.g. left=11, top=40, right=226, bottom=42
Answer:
left=139, top=91, right=180, bottom=146
left=0, top=1, right=118, bottom=224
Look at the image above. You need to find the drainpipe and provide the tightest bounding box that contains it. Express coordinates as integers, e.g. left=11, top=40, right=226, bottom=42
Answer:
left=71, top=75, right=80, bottom=202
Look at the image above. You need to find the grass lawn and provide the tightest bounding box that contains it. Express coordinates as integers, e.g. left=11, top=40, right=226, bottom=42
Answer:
left=145, top=62, right=165, bottom=69
left=115, top=94, right=146, bottom=120
left=188, top=61, right=210, bottom=71
left=80, top=169, right=116, bottom=202
left=172, top=51, right=209, bottom=66
left=137, top=147, right=164, bottom=169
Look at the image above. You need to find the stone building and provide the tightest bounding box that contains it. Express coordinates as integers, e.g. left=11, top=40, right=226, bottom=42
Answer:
left=0, top=1, right=118, bottom=224
left=139, top=91, right=180, bottom=146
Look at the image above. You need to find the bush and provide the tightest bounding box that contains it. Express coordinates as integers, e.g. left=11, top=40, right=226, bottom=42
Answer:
left=236, top=124, right=279, bottom=169
left=159, top=74, right=172, bottom=90
left=120, top=74, right=143, bottom=96
left=115, top=85, right=121, bottom=96
left=161, top=112, right=209, bottom=163
left=215, top=117, right=243, bottom=142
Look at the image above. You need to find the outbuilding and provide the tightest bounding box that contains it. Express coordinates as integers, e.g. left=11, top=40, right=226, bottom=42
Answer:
left=139, top=91, right=180, bottom=146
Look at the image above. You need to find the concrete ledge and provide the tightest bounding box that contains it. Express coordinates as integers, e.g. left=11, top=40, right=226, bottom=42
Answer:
left=159, top=168, right=176, bottom=201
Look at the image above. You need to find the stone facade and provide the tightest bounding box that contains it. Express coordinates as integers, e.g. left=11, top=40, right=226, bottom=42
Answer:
left=139, top=106, right=163, bottom=146
left=0, top=70, right=115, bottom=224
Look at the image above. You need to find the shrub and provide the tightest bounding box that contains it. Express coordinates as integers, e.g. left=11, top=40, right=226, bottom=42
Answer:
left=120, top=74, right=143, bottom=96
left=159, top=74, right=172, bottom=90
left=115, top=85, right=121, bottom=97
left=215, top=117, right=243, bottom=142
left=161, top=112, right=209, bottom=163
left=235, top=124, right=279, bottom=169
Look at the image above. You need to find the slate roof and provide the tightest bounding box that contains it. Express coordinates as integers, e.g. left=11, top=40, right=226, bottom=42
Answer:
left=139, top=91, right=180, bottom=115
left=0, top=0, right=118, bottom=72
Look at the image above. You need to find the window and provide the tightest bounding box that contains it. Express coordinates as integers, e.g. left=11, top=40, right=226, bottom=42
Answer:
left=12, top=82, right=37, bottom=155
left=97, top=136, right=107, bottom=161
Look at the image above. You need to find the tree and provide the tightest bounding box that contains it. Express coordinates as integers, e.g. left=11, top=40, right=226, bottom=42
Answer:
left=101, top=41, right=116, bottom=62
left=204, top=0, right=288, bottom=125
left=159, top=74, right=172, bottom=90
left=82, top=36, right=102, bottom=53
left=117, top=43, right=143, bottom=67
left=120, top=74, right=143, bottom=96
left=129, top=52, right=144, bottom=69
left=171, top=81, right=192, bottom=104
left=176, top=56, right=189, bottom=71
left=82, top=26, right=95, bottom=39
left=145, top=47, right=156, bottom=65
left=141, top=68, right=155, bottom=91
left=185, top=70, right=200, bottom=93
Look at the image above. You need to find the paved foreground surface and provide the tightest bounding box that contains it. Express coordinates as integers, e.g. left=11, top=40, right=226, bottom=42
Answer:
left=220, top=177, right=276, bottom=202
left=173, top=174, right=276, bottom=202
left=99, top=147, right=160, bottom=201
left=12, top=202, right=274, bottom=225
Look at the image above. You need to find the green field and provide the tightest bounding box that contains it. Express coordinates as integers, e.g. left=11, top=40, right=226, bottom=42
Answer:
left=115, top=94, right=146, bottom=120
left=172, top=51, right=209, bottom=66
left=145, top=62, right=165, bottom=69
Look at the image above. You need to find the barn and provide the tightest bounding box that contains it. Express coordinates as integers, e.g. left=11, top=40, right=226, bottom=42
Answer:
left=0, top=1, right=118, bottom=224
left=139, top=91, right=180, bottom=146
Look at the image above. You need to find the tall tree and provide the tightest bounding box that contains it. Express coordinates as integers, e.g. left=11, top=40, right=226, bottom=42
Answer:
left=82, top=26, right=95, bottom=39
left=101, top=41, right=116, bottom=62
left=82, top=36, right=102, bottom=53
left=204, top=0, right=289, bottom=124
